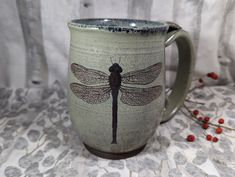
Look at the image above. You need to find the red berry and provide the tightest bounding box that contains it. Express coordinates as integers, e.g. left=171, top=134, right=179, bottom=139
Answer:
left=207, top=72, right=213, bottom=77
left=198, top=117, right=203, bottom=121
left=186, top=135, right=195, bottom=142
left=212, top=137, right=219, bottom=142
left=211, top=73, right=219, bottom=80
left=202, top=123, right=209, bottom=129
left=207, top=72, right=219, bottom=80
left=198, top=78, right=204, bottom=83
left=218, top=118, right=224, bottom=124
left=193, top=110, right=199, bottom=116
left=215, top=127, right=223, bottom=134
left=204, top=116, right=210, bottom=122
left=206, top=134, right=212, bottom=141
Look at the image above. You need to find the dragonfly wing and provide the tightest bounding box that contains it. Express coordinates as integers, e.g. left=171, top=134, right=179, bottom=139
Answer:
left=122, top=62, right=162, bottom=85
left=71, top=63, right=109, bottom=85
left=70, top=83, right=111, bottom=104
left=120, top=85, right=162, bottom=106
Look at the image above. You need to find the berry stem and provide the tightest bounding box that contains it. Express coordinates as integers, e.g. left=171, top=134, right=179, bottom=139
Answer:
left=188, top=85, right=203, bottom=93
left=180, top=107, right=202, bottom=126
left=180, top=108, right=208, bottom=135
left=182, top=104, right=199, bottom=120
left=185, top=99, right=205, bottom=105
left=208, top=122, right=235, bottom=131
left=182, top=103, right=235, bottom=131
left=192, top=75, right=206, bottom=82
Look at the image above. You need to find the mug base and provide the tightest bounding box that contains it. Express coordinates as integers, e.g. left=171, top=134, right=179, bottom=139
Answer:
left=84, top=143, right=146, bottom=160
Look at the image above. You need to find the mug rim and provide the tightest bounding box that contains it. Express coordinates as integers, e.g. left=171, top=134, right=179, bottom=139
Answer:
left=68, top=18, right=168, bottom=34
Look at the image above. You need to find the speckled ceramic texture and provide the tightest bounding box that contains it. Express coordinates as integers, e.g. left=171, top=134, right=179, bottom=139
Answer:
left=69, top=20, right=167, bottom=153
left=68, top=19, right=168, bottom=153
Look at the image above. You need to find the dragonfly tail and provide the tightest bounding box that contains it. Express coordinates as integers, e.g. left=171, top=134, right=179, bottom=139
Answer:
left=111, top=89, right=118, bottom=144
left=111, top=139, right=117, bottom=144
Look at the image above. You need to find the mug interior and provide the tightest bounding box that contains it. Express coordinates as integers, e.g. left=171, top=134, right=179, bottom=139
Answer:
left=69, top=18, right=168, bottom=33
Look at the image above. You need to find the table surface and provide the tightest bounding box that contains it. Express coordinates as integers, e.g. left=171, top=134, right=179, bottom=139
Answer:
left=0, top=85, right=235, bottom=177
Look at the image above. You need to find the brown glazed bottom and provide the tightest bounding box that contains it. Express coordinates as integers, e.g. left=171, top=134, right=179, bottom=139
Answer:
left=84, top=143, right=146, bottom=160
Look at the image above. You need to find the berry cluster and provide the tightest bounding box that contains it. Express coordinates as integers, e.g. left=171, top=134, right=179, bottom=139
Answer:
left=197, top=72, right=219, bottom=84
left=185, top=72, right=227, bottom=143
left=186, top=110, right=225, bottom=143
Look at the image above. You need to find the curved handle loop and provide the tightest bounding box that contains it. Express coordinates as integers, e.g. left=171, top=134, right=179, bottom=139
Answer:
left=161, top=22, right=195, bottom=123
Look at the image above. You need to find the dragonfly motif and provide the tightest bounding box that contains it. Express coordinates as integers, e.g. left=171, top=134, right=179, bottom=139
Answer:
left=70, top=62, right=162, bottom=144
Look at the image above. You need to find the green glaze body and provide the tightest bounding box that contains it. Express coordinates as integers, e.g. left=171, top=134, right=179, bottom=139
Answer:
left=67, top=19, right=194, bottom=155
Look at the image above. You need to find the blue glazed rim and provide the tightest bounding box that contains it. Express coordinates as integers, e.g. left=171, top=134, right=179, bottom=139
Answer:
left=68, top=18, right=169, bottom=34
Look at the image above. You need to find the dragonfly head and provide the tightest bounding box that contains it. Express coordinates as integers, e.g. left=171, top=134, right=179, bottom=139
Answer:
left=109, top=63, right=123, bottom=73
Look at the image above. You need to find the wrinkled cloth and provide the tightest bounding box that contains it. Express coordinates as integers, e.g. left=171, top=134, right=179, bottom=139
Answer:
left=0, top=0, right=235, bottom=88
left=0, top=84, right=235, bottom=177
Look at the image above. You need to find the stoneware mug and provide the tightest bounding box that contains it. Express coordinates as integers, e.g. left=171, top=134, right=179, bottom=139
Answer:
left=68, top=19, right=195, bottom=159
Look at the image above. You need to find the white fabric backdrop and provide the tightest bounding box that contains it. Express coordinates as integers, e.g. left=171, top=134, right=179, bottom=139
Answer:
left=0, top=0, right=235, bottom=88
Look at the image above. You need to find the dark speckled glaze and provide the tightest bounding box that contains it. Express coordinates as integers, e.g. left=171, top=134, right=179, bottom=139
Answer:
left=69, top=18, right=168, bottom=34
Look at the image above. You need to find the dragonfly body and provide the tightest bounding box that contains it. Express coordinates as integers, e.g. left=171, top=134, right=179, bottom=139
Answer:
left=108, top=63, right=123, bottom=144
left=70, top=62, right=162, bottom=144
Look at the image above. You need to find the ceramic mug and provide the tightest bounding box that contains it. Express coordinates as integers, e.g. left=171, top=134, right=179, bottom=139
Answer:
left=68, top=19, right=195, bottom=159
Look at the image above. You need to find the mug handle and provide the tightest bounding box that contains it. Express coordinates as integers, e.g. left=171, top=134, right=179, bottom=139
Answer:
left=161, top=22, right=195, bottom=123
